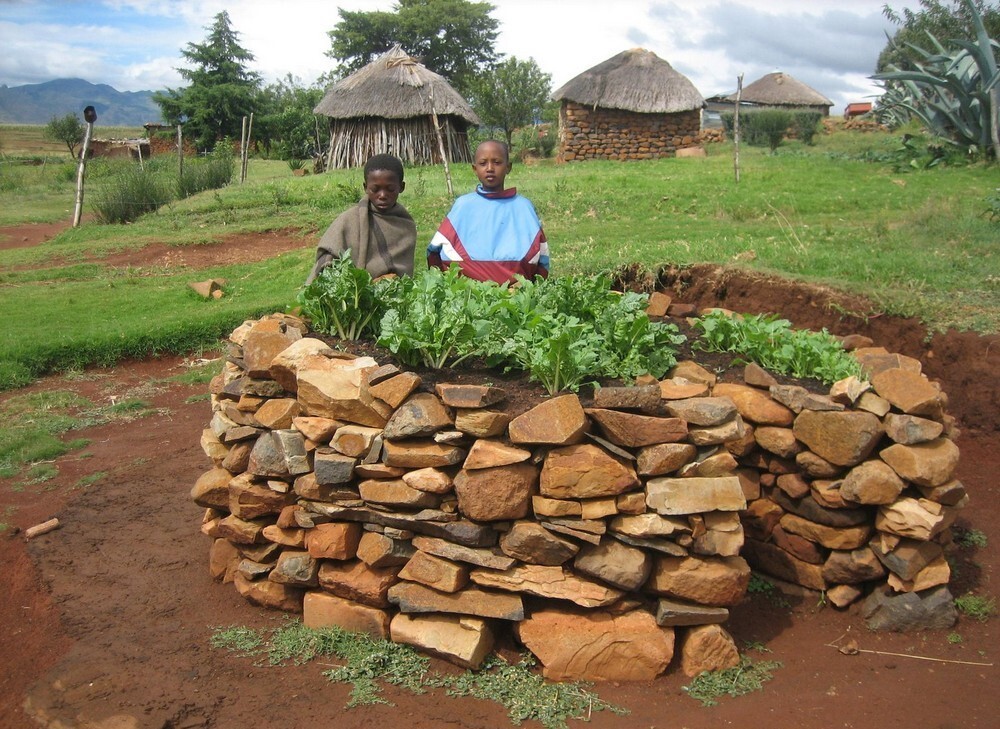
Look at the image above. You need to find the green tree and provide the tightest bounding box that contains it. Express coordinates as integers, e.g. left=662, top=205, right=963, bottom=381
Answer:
left=471, top=57, right=552, bottom=149
left=44, top=113, right=85, bottom=157
left=154, top=10, right=261, bottom=151
left=326, top=0, right=500, bottom=95
left=254, top=74, right=325, bottom=160
left=878, top=0, right=1000, bottom=72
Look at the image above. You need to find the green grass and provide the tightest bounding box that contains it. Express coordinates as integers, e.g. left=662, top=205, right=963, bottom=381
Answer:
left=1, top=125, right=997, bottom=390
left=0, top=389, right=155, bottom=479
left=682, top=655, right=783, bottom=707
left=74, top=471, right=107, bottom=488
left=954, top=593, right=997, bottom=622
left=955, top=527, right=989, bottom=549
left=210, top=620, right=626, bottom=728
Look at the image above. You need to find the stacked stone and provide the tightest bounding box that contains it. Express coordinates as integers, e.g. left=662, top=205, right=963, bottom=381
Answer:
left=698, top=128, right=726, bottom=144
left=730, top=350, right=964, bottom=630
left=558, top=103, right=701, bottom=161
left=194, top=314, right=758, bottom=681
left=194, top=313, right=965, bottom=681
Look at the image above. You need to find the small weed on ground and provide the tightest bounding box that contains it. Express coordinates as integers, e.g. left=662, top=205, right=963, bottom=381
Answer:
left=21, top=462, right=58, bottom=485
left=682, top=655, right=783, bottom=707
left=74, top=471, right=107, bottom=488
left=210, top=625, right=265, bottom=656
left=0, top=389, right=157, bottom=479
left=954, top=593, right=997, bottom=622
left=947, top=632, right=963, bottom=644
left=210, top=621, right=627, bottom=728
left=747, top=573, right=791, bottom=609
left=954, top=526, right=988, bottom=550
left=166, top=356, right=223, bottom=386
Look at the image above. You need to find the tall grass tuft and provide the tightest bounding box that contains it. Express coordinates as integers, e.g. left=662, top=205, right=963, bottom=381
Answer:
left=178, top=143, right=235, bottom=198
left=91, top=162, right=172, bottom=224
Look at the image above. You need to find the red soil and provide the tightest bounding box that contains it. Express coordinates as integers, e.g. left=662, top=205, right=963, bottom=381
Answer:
left=1, top=224, right=997, bottom=729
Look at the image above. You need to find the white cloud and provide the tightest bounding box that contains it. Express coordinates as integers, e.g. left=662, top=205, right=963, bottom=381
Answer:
left=0, top=0, right=926, bottom=111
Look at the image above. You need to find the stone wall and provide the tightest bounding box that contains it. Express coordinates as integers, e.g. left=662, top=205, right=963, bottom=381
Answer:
left=557, top=102, right=701, bottom=161
left=193, top=311, right=965, bottom=680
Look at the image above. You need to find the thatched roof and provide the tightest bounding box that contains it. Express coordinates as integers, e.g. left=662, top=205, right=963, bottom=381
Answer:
left=552, top=48, right=704, bottom=114
left=727, top=72, right=833, bottom=108
left=314, top=44, right=480, bottom=125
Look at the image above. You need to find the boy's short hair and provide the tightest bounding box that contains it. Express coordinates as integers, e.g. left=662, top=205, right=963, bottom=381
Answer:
left=475, top=140, right=509, bottom=162
left=365, top=153, right=404, bottom=182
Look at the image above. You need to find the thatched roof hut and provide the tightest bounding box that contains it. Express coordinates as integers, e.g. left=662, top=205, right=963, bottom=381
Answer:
left=551, top=48, right=705, bottom=161
left=726, top=72, right=833, bottom=115
left=314, top=44, right=480, bottom=170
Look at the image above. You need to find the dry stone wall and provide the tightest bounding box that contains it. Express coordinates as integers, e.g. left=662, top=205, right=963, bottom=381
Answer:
left=193, top=312, right=965, bottom=681
left=557, top=103, right=701, bottom=161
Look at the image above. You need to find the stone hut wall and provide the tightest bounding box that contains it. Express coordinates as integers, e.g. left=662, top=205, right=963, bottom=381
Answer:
left=557, top=103, right=701, bottom=161
left=193, top=312, right=965, bottom=681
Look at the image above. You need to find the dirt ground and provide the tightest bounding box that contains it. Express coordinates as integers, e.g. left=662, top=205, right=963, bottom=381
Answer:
left=1, top=222, right=997, bottom=729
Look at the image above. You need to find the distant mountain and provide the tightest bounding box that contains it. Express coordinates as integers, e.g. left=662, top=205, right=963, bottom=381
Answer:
left=0, top=78, right=164, bottom=126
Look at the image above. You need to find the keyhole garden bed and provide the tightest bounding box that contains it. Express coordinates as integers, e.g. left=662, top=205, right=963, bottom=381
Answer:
left=192, top=259, right=972, bottom=684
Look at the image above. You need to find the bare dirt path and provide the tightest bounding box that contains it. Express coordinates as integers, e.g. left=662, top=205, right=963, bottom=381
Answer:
left=1, top=233, right=997, bottom=729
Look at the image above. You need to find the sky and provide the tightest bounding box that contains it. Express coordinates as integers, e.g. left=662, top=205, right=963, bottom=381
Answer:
left=0, top=0, right=925, bottom=113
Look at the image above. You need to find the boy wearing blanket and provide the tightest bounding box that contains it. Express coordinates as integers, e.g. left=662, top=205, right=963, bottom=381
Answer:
left=306, top=153, right=416, bottom=284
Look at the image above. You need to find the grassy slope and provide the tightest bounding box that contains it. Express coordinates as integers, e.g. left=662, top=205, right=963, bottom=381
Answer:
left=0, top=124, right=996, bottom=390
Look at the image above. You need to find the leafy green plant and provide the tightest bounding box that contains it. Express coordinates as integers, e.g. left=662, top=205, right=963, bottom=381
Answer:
left=694, top=310, right=864, bottom=384
left=683, top=655, right=783, bottom=707
left=947, top=632, right=964, bottom=644
left=954, top=592, right=997, bottom=621
left=481, top=274, right=684, bottom=395
left=296, top=251, right=384, bottom=340
left=378, top=266, right=492, bottom=369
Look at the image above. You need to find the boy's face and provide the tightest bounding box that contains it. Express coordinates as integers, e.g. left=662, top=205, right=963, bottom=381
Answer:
left=472, top=142, right=512, bottom=193
left=364, top=169, right=404, bottom=212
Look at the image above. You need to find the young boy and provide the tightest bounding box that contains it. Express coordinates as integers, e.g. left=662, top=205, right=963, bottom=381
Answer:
left=426, top=140, right=549, bottom=284
left=305, top=153, right=417, bottom=284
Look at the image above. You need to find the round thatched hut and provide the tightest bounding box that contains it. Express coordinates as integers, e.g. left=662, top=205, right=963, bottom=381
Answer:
left=726, top=72, right=833, bottom=115
left=314, top=44, right=481, bottom=170
left=551, top=48, right=705, bottom=161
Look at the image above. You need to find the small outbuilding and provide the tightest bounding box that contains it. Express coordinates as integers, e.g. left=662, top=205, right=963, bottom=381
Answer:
left=726, top=72, right=833, bottom=116
left=844, top=102, right=873, bottom=119
left=314, top=44, right=480, bottom=170
left=552, top=48, right=705, bottom=161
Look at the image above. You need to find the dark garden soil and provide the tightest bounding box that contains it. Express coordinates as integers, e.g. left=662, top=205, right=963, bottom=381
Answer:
left=1, top=224, right=997, bottom=729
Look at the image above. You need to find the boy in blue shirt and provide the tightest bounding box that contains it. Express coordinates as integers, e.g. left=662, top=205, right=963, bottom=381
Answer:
left=427, top=140, right=549, bottom=284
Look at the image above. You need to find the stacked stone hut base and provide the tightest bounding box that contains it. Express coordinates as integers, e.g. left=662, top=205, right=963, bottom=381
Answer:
left=193, top=311, right=965, bottom=681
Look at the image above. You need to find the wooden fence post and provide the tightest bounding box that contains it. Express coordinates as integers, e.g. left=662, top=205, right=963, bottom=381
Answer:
left=733, top=74, right=744, bottom=184
left=72, top=106, right=97, bottom=228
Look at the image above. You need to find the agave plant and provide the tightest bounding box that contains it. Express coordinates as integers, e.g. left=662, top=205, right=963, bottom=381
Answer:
left=873, top=0, right=1000, bottom=159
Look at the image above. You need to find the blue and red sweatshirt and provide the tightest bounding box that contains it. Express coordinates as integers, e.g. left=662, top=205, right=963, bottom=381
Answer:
left=426, top=186, right=550, bottom=284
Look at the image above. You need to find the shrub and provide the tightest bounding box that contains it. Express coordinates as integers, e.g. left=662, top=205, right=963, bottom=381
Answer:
left=514, top=124, right=557, bottom=159
left=91, top=161, right=172, bottom=224
left=177, top=142, right=234, bottom=198
left=792, top=111, right=823, bottom=145
left=744, top=110, right=793, bottom=152
left=721, top=109, right=795, bottom=151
